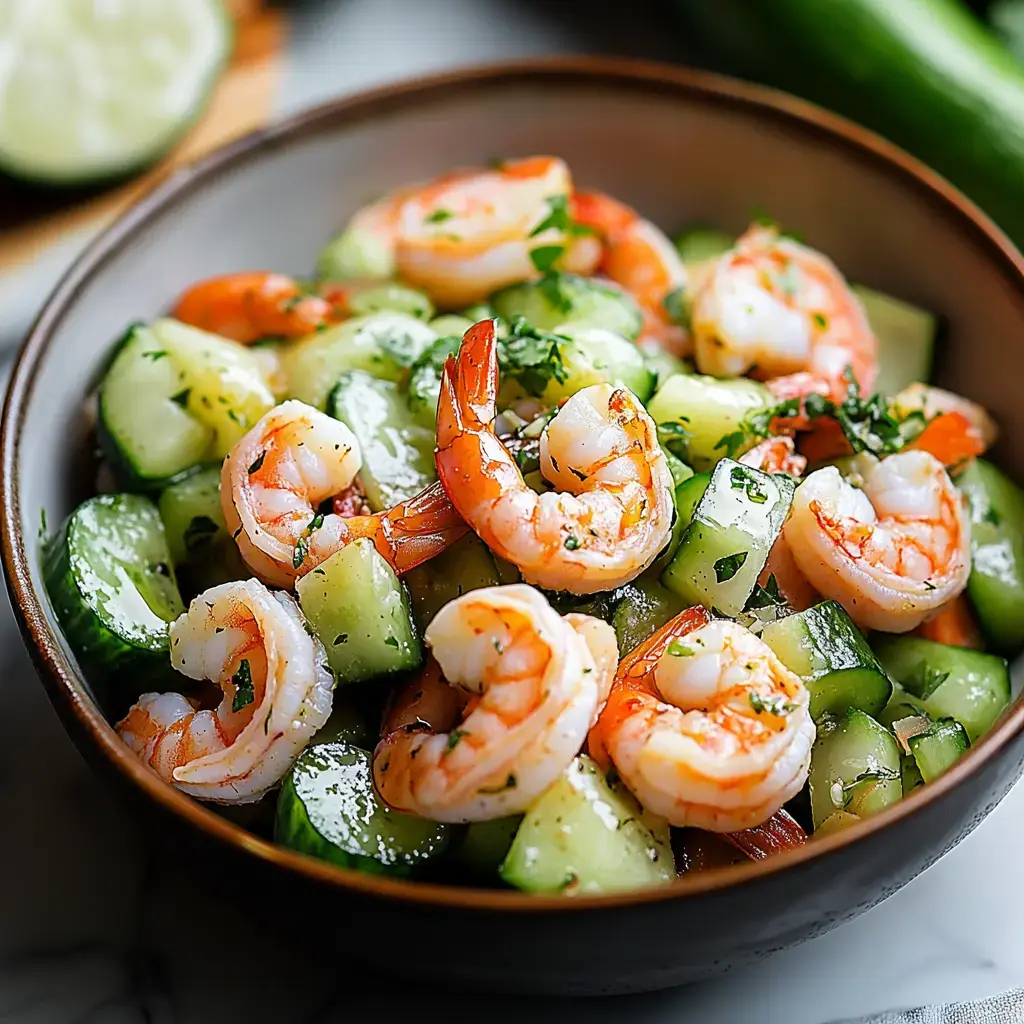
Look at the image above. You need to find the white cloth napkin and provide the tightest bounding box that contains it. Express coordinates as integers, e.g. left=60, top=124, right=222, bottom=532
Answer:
left=835, top=987, right=1024, bottom=1021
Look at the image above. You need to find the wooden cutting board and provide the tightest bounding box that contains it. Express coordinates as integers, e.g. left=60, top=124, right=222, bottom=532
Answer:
left=0, top=0, right=286, bottom=277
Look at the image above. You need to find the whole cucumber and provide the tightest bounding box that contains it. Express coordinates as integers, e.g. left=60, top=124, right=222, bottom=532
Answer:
left=672, top=0, right=1024, bottom=247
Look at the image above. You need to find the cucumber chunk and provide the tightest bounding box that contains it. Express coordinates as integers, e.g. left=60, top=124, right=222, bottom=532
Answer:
left=275, top=741, right=450, bottom=875
left=857, top=286, right=937, bottom=396
left=316, top=226, right=395, bottom=281
left=333, top=282, right=434, bottom=321
left=295, top=539, right=422, bottom=685
left=612, top=573, right=687, bottom=654
left=872, top=635, right=1010, bottom=743
left=808, top=709, right=903, bottom=829
left=644, top=349, right=691, bottom=390
left=404, top=534, right=501, bottom=633
left=428, top=314, right=475, bottom=337
left=500, top=756, right=675, bottom=894
left=98, top=319, right=275, bottom=489
left=282, top=313, right=436, bottom=410
left=328, top=370, right=435, bottom=511
left=646, top=373, right=774, bottom=470
left=661, top=459, right=794, bottom=616
left=407, top=335, right=462, bottom=427
left=958, top=458, right=1024, bottom=653
left=761, top=601, right=892, bottom=719
left=490, top=273, right=644, bottom=341
left=451, top=816, right=523, bottom=879
left=44, top=494, right=184, bottom=687
left=908, top=718, right=970, bottom=783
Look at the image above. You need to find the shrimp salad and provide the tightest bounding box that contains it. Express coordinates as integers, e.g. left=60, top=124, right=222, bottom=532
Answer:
left=44, top=157, right=1022, bottom=895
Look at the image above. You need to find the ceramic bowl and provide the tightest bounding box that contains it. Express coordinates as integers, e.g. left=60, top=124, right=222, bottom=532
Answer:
left=4, top=59, right=1024, bottom=996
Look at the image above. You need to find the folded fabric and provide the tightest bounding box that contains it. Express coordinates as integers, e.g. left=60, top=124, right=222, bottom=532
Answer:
left=835, top=987, right=1024, bottom=1023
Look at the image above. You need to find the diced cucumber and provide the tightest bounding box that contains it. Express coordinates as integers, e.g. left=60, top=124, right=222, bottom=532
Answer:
left=333, top=282, right=434, bottom=321
left=958, top=458, right=1024, bottom=653
left=661, top=459, right=794, bottom=617
left=282, top=313, right=436, bottom=410
left=872, top=635, right=1010, bottom=743
left=673, top=471, right=711, bottom=527
left=857, top=286, right=937, bottom=396
left=316, top=226, right=395, bottom=281
left=901, top=751, right=926, bottom=795
left=428, top=315, right=474, bottom=338
left=407, top=335, right=462, bottom=427
left=157, top=464, right=246, bottom=592
left=500, top=756, right=675, bottom=894
left=648, top=466, right=703, bottom=578
left=611, top=571, right=688, bottom=654
left=647, top=373, right=774, bottom=470
left=908, top=717, right=970, bottom=783
left=404, top=534, right=501, bottom=633
left=450, top=816, right=523, bottom=879
left=644, top=350, right=692, bottom=392
left=663, top=450, right=695, bottom=489
left=275, top=741, right=450, bottom=875
left=295, top=539, right=422, bottom=685
left=878, top=685, right=929, bottom=730
left=761, top=601, right=891, bottom=719
left=490, top=273, right=644, bottom=341
left=328, top=371, right=435, bottom=511
left=499, top=324, right=654, bottom=406
left=43, top=494, right=184, bottom=688
left=814, top=809, right=862, bottom=836
left=98, top=319, right=275, bottom=489
left=808, top=709, right=903, bottom=829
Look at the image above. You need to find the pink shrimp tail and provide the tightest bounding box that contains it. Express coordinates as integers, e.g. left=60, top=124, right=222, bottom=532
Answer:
left=436, top=318, right=499, bottom=449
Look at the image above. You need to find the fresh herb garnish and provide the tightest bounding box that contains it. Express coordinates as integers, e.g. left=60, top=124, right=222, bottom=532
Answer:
left=714, top=551, right=748, bottom=583
left=384, top=636, right=400, bottom=649
left=529, top=245, right=565, bottom=274
left=498, top=318, right=570, bottom=397
left=529, top=194, right=596, bottom=240
left=909, top=661, right=951, bottom=699
left=667, top=639, right=695, bottom=657
left=292, top=536, right=309, bottom=569
left=715, top=397, right=801, bottom=459
left=425, top=208, right=454, bottom=224
left=231, top=659, right=255, bottom=712
left=662, top=286, right=690, bottom=328
left=564, top=534, right=581, bottom=551
left=830, top=767, right=901, bottom=808
left=142, top=349, right=168, bottom=361
left=748, top=692, right=797, bottom=716
left=730, top=464, right=768, bottom=504
left=812, top=312, right=829, bottom=329
left=446, top=727, right=469, bottom=753
left=745, top=574, right=785, bottom=611
left=247, top=451, right=266, bottom=475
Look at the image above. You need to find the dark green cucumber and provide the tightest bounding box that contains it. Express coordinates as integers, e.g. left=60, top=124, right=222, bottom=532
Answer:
left=671, top=0, right=1024, bottom=250
left=872, top=635, right=1010, bottom=743
left=761, top=601, right=891, bottom=719
left=958, top=458, right=1024, bottom=653
left=44, top=494, right=184, bottom=687
left=908, top=717, right=970, bottom=783
left=500, top=756, right=675, bottom=894
left=661, top=459, right=794, bottom=616
left=611, top=572, right=688, bottom=654
left=275, top=741, right=450, bottom=875
left=808, top=709, right=903, bottom=829
left=295, top=539, right=422, bottom=685
left=328, top=370, right=435, bottom=511
left=332, top=282, right=434, bottom=321
left=450, top=816, right=523, bottom=879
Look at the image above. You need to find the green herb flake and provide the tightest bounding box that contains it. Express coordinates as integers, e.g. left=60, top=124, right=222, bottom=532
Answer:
left=812, top=312, right=829, bottom=329
left=662, top=286, right=690, bottom=328
left=384, top=636, right=400, bottom=650
left=729, top=465, right=768, bottom=504
left=910, top=661, right=951, bottom=699
left=425, top=208, right=454, bottom=224
left=983, top=506, right=1002, bottom=526
left=446, top=727, right=469, bottom=753
left=713, top=551, right=748, bottom=583
left=564, top=534, right=581, bottom=551
left=170, top=388, right=191, bottom=407
left=498, top=318, right=570, bottom=397
left=529, top=245, right=565, bottom=274
left=529, top=194, right=573, bottom=238
left=247, top=451, right=266, bottom=475
left=292, top=536, right=309, bottom=570
left=745, top=574, right=785, bottom=611
left=667, top=639, right=695, bottom=657
left=142, top=349, right=168, bottom=361
left=748, top=692, right=796, bottom=716
left=38, top=507, right=47, bottom=539
left=231, top=659, right=255, bottom=713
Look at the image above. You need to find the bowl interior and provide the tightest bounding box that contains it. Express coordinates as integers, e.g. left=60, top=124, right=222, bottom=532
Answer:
left=8, top=63, right=1024, bottom=897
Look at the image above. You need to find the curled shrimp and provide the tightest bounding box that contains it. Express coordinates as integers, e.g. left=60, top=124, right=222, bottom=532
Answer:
left=222, top=399, right=466, bottom=588
left=335, top=157, right=600, bottom=308
left=590, top=609, right=814, bottom=833
left=738, top=436, right=807, bottom=477
left=117, top=580, right=334, bottom=803
left=784, top=450, right=971, bottom=632
left=173, top=272, right=336, bottom=344
left=435, top=320, right=675, bottom=594
left=571, top=190, right=690, bottom=355
left=692, top=225, right=877, bottom=400
left=373, top=584, right=617, bottom=823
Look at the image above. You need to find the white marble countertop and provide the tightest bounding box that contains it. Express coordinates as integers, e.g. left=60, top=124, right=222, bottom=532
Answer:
left=3, top=1, right=1024, bottom=1021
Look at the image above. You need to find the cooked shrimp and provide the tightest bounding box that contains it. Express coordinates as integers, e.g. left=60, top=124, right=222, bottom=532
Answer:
left=571, top=190, right=690, bottom=356
left=373, top=585, right=616, bottom=822
left=590, top=610, right=814, bottom=833
left=117, top=580, right=334, bottom=803
left=784, top=451, right=971, bottom=632
left=173, top=272, right=336, bottom=344
left=223, top=399, right=466, bottom=587
left=333, top=157, right=599, bottom=308
left=894, top=383, right=997, bottom=468
left=435, top=320, right=675, bottom=594
left=692, top=225, right=877, bottom=400
left=739, top=436, right=807, bottom=477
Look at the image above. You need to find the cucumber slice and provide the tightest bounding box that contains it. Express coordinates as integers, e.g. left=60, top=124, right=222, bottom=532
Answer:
left=0, top=0, right=231, bottom=185
left=282, top=313, right=436, bottom=410
left=611, top=572, right=687, bottom=654
left=43, top=494, right=184, bottom=688
left=908, top=717, right=970, bottom=783
left=404, top=534, right=501, bottom=633
left=761, top=601, right=892, bottom=719
left=661, top=459, right=794, bottom=616
left=98, top=319, right=275, bottom=489
left=333, top=282, right=434, bottom=321
left=958, top=458, right=1024, bottom=653
left=871, top=635, right=1010, bottom=743
left=856, top=286, right=937, bottom=396
left=646, top=372, right=774, bottom=470
left=407, top=335, right=462, bottom=427
left=316, top=227, right=395, bottom=281
left=500, top=756, right=676, bottom=894
left=295, top=539, right=422, bottom=685
left=428, top=315, right=475, bottom=338
left=275, top=741, right=450, bottom=875
left=328, top=371, right=435, bottom=511
left=490, top=273, right=644, bottom=341
left=450, top=816, right=523, bottom=879
left=808, top=709, right=903, bottom=829
left=157, top=464, right=246, bottom=592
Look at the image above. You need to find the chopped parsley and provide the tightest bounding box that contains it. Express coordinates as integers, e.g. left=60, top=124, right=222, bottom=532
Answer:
left=247, top=451, right=266, bottom=475
left=667, top=639, right=695, bottom=657
left=537, top=273, right=575, bottom=315
left=729, top=464, right=768, bottom=504
left=292, top=536, right=309, bottom=570
left=183, top=515, right=220, bottom=553
left=231, top=659, right=255, bottom=713
left=564, top=534, right=581, bottom=551
left=383, top=636, right=400, bottom=649
left=498, top=318, right=570, bottom=397
left=909, top=661, right=951, bottom=699
left=662, top=286, right=690, bottom=328
left=812, top=312, right=829, bottom=329
left=425, top=208, right=454, bottom=224
left=445, top=727, right=469, bottom=753
left=714, top=550, right=748, bottom=583
left=715, top=397, right=801, bottom=459
left=529, top=245, right=565, bottom=274
left=748, top=692, right=796, bottom=716
left=983, top=505, right=1002, bottom=526
left=529, top=194, right=596, bottom=240
left=745, top=574, right=785, bottom=611
left=142, top=349, right=168, bottom=361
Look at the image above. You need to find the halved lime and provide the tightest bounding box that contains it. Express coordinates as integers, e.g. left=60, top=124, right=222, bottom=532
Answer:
left=0, top=0, right=232, bottom=185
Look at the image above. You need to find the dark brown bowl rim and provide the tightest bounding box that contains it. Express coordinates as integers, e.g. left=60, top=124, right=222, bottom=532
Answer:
left=5, top=56, right=1024, bottom=913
